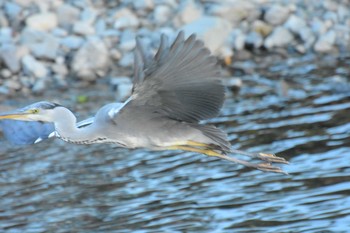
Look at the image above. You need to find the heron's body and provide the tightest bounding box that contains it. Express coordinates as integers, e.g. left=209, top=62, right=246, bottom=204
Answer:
left=53, top=101, right=229, bottom=152
left=0, top=31, right=287, bottom=173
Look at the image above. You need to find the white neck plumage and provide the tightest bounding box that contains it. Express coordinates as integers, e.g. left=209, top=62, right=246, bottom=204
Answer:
left=50, top=106, right=102, bottom=144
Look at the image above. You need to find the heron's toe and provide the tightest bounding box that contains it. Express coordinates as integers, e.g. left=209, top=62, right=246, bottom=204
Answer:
left=258, top=153, right=289, bottom=164
left=255, top=162, right=288, bottom=175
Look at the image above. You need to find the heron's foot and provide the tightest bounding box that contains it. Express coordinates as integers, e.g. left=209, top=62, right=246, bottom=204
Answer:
left=254, top=162, right=288, bottom=175
left=230, top=149, right=288, bottom=165
left=257, top=153, right=289, bottom=164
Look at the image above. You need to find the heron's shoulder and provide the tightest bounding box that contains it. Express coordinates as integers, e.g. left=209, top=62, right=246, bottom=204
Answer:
left=96, top=99, right=131, bottom=120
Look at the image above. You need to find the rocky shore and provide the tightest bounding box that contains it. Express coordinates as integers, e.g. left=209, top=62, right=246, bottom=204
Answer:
left=0, top=0, right=349, bottom=98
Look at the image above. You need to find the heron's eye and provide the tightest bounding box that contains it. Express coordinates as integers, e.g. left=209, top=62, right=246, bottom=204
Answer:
left=31, top=109, right=39, bottom=114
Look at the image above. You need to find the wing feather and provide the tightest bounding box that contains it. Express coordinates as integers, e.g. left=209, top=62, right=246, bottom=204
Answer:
left=128, top=31, right=224, bottom=123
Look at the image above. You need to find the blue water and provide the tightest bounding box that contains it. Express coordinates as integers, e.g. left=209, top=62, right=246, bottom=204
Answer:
left=0, top=54, right=350, bottom=232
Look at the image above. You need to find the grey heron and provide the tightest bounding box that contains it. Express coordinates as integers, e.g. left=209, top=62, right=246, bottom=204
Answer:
left=0, top=31, right=288, bottom=173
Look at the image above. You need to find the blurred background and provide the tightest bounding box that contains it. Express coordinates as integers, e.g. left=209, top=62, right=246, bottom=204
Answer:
left=1, top=0, right=350, bottom=232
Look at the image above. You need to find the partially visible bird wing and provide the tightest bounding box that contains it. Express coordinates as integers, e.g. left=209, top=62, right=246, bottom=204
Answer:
left=0, top=120, right=55, bottom=145
left=129, top=31, right=225, bottom=123
left=76, top=117, right=95, bottom=128
left=0, top=117, right=94, bottom=145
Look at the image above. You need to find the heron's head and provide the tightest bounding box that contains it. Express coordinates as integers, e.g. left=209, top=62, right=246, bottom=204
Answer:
left=0, top=101, right=62, bottom=122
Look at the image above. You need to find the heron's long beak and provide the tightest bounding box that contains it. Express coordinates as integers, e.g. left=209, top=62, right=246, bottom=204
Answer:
left=0, top=111, right=31, bottom=120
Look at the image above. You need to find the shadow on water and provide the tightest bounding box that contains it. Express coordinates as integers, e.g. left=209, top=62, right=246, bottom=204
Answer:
left=0, top=54, right=350, bottom=232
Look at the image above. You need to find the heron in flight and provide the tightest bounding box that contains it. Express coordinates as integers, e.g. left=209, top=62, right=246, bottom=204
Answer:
left=0, top=31, right=288, bottom=173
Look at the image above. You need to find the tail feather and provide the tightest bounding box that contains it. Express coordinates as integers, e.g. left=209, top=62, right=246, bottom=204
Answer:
left=191, top=124, right=231, bottom=152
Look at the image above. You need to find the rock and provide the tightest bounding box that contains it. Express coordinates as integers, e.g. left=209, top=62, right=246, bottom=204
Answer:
left=4, top=1, right=22, bottom=20
left=1, top=69, right=12, bottom=78
left=52, top=27, right=68, bottom=37
left=21, top=29, right=60, bottom=60
left=284, top=15, right=307, bottom=34
left=4, top=79, right=21, bottom=90
left=284, top=15, right=316, bottom=48
left=174, top=0, right=202, bottom=26
left=118, top=52, right=134, bottom=67
left=30, top=33, right=60, bottom=59
left=72, top=37, right=109, bottom=81
left=295, top=44, right=306, bottom=53
left=73, top=21, right=95, bottom=35
left=56, top=4, right=80, bottom=28
left=0, top=10, right=9, bottom=27
left=153, top=5, right=173, bottom=25
left=0, top=86, right=10, bottom=95
left=225, top=77, right=242, bottom=94
left=95, top=18, right=107, bottom=35
left=110, top=76, right=133, bottom=100
left=181, top=16, right=231, bottom=56
left=60, top=36, right=84, bottom=50
left=314, top=30, right=336, bottom=52
left=264, top=26, right=294, bottom=49
left=0, top=27, right=13, bottom=44
left=52, top=63, right=68, bottom=76
left=245, top=31, right=263, bottom=49
left=209, top=1, right=258, bottom=24
left=25, top=12, right=58, bottom=31
left=310, top=18, right=329, bottom=36
left=264, top=5, right=290, bottom=25
left=18, top=75, right=33, bottom=88
left=110, top=48, right=122, bottom=60
left=119, top=30, right=136, bottom=51
left=232, top=29, right=246, bottom=51
left=113, top=8, right=139, bottom=29
left=53, top=75, right=68, bottom=89
left=337, top=5, right=350, bottom=22
left=32, top=79, right=47, bottom=94
left=323, top=11, right=337, bottom=23
left=21, top=27, right=44, bottom=44
left=81, top=8, right=97, bottom=24
left=323, top=0, right=338, bottom=11
left=13, top=0, right=35, bottom=7
left=252, top=20, right=273, bottom=37
left=0, top=44, right=20, bottom=72
left=15, top=45, right=30, bottom=59
left=132, top=0, right=154, bottom=11
left=21, top=54, right=47, bottom=78
left=299, top=27, right=316, bottom=48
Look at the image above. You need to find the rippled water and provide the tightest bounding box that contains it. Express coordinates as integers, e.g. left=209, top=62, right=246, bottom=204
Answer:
left=1, top=54, right=350, bottom=233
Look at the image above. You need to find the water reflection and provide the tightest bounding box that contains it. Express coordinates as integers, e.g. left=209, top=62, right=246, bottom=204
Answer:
left=1, top=55, right=350, bottom=232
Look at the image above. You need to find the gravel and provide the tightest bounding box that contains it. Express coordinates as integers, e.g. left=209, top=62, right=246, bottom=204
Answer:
left=0, top=0, right=349, bottom=96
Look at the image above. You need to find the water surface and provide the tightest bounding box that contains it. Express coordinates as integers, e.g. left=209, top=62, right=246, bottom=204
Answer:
left=1, top=54, right=350, bottom=232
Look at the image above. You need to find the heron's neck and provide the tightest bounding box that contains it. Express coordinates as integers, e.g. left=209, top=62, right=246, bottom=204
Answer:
left=52, top=107, right=98, bottom=144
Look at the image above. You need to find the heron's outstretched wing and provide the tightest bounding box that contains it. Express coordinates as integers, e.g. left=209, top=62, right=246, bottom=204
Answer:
left=130, top=31, right=224, bottom=123
left=0, top=120, right=55, bottom=145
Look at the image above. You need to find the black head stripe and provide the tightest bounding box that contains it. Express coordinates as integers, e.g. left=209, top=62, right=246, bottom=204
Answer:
left=27, top=101, right=62, bottom=110
left=40, top=102, right=61, bottom=110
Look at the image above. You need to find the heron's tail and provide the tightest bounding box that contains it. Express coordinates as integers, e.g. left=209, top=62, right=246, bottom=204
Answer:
left=190, top=124, right=231, bottom=153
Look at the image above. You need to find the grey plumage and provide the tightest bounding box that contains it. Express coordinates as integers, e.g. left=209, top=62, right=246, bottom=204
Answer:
left=0, top=31, right=288, bottom=173
left=132, top=31, right=224, bottom=123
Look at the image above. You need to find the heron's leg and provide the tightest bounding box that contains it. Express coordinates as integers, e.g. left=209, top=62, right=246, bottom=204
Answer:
left=187, top=141, right=288, bottom=164
left=167, top=144, right=287, bottom=174
left=167, top=145, right=221, bottom=156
